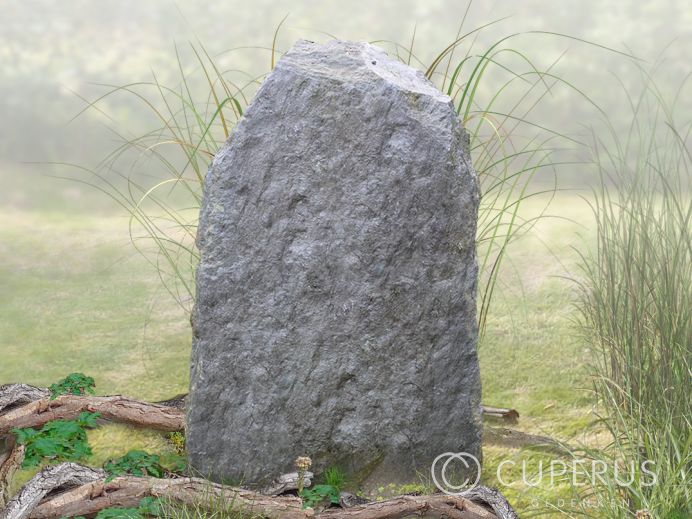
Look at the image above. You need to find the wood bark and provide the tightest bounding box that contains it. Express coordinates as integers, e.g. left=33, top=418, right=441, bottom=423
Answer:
left=2, top=463, right=512, bottom=519
left=261, top=471, right=313, bottom=496
left=0, top=437, right=25, bottom=509
left=461, top=487, right=518, bottom=519
left=318, top=494, right=498, bottom=518
left=0, top=395, right=184, bottom=435
left=29, top=473, right=307, bottom=519
left=0, top=386, right=517, bottom=519
left=0, top=463, right=105, bottom=519
left=31, top=479, right=500, bottom=519
left=481, top=407, right=519, bottom=424
left=0, top=387, right=50, bottom=415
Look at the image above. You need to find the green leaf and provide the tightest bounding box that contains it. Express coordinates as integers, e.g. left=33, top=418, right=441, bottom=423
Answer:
left=103, top=450, right=172, bottom=482
left=49, top=373, right=96, bottom=400
left=300, top=484, right=340, bottom=509
left=12, top=412, right=100, bottom=468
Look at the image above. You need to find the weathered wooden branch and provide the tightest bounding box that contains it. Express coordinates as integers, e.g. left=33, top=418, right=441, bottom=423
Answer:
left=33, top=481, right=501, bottom=519
left=481, top=406, right=519, bottom=424
left=0, top=462, right=106, bottom=519
left=0, top=395, right=184, bottom=435
left=461, top=487, right=518, bottom=519
left=1, top=463, right=513, bottom=519
left=0, top=387, right=50, bottom=415
left=0, top=437, right=25, bottom=509
left=0, top=386, right=517, bottom=519
left=318, top=494, right=499, bottom=518
left=29, top=472, right=307, bottom=519
left=262, top=471, right=313, bottom=496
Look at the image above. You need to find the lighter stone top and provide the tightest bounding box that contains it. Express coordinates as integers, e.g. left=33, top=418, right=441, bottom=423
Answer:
left=278, top=40, right=450, bottom=100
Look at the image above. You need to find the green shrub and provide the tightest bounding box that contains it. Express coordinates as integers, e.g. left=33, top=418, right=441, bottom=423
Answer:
left=13, top=411, right=100, bottom=468
left=321, top=465, right=346, bottom=489
left=104, top=450, right=165, bottom=481
left=49, top=372, right=96, bottom=400
left=299, top=484, right=340, bottom=509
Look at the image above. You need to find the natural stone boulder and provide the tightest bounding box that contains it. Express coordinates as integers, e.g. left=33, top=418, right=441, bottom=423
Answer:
left=187, top=39, right=482, bottom=488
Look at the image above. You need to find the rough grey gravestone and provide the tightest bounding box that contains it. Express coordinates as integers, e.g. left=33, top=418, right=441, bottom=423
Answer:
left=187, top=39, right=482, bottom=488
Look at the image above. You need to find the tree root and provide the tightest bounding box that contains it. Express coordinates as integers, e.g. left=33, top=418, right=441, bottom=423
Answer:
left=0, top=386, right=50, bottom=415
left=0, top=462, right=105, bottom=519
left=0, top=385, right=518, bottom=518
left=0, top=462, right=516, bottom=519
left=0, top=393, right=184, bottom=435
left=0, top=437, right=25, bottom=509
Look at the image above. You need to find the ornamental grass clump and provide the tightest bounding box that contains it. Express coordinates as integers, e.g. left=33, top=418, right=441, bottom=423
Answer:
left=573, top=70, right=691, bottom=518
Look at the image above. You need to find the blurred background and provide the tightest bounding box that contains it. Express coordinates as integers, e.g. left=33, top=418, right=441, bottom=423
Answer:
left=1, top=2, right=690, bottom=515
left=2, top=0, right=690, bottom=211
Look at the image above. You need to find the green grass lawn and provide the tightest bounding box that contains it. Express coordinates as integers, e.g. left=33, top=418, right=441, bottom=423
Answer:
left=0, top=193, right=601, bottom=515
left=477, top=194, right=602, bottom=513
left=0, top=210, right=192, bottom=399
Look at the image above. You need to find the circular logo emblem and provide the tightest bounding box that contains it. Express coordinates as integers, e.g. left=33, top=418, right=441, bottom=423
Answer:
left=430, top=452, right=481, bottom=495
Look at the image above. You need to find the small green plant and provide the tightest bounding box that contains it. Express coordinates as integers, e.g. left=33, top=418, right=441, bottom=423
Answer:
left=49, top=373, right=96, bottom=400
left=321, top=465, right=346, bottom=489
left=161, top=451, right=188, bottom=475
left=13, top=411, right=100, bottom=468
left=103, top=450, right=167, bottom=482
left=167, top=431, right=186, bottom=455
left=299, top=484, right=340, bottom=509
left=299, top=465, right=346, bottom=509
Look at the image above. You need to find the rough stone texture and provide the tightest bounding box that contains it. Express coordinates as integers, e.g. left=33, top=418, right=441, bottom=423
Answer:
left=187, top=39, right=482, bottom=488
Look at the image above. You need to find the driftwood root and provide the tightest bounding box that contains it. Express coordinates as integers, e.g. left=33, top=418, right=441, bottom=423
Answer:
left=0, top=395, right=184, bottom=435
left=0, top=387, right=50, bottom=416
left=0, top=386, right=518, bottom=518
left=0, top=463, right=515, bottom=519
left=1, top=462, right=105, bottom=519
left=0, top=437, right=25, bottom=509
